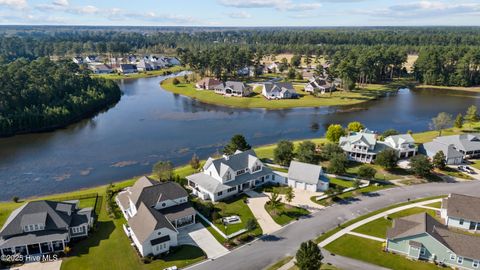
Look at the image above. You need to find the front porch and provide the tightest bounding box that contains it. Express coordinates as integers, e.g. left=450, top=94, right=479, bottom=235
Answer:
left=1, top=239, right=66, bottom=256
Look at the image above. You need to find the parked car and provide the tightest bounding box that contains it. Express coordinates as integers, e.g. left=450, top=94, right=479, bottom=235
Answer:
left=164, top=266, right=177, bottom=270
left=458, top=165, right=475, bottom=174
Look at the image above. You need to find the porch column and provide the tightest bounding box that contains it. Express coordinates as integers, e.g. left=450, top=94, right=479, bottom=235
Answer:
left=62, top=240, right=65, bottom=251
left=26, top=245, right=29, bottom=255
left=193, top=214, right=196, bottom=224
left=39, top=243, right=43, bottom=254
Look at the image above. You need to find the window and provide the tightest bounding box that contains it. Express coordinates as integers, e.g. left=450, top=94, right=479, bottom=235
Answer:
left=457, top=256, right=463, bottom=264
left=420, top=248, right=426, bottom=256
left=217, top=191, right=223, bottom=196
left=29, top=225, right=34, bottom=231
left=473, top=261, right=479, bottom=268
left=158, top=231, right=162, bottom=236
left=225, top=171, right=232, bottom=181
left=162, top=203, right=166, bottom=207
left=266, top=175, right=270, bottom=179
left=227, top=187, right=236, bottom=193
left=34, top=224, right=39, bottom=230
left=460, top=219, right=464, bottom=225
left=450, top=254, right=456, bottom=261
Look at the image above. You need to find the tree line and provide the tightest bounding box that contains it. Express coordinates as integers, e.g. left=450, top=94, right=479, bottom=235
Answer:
left=0, top=58, right=121, bottom=136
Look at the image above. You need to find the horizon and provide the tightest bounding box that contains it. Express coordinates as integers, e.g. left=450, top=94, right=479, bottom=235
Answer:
left=0, top=0, right=479, bottom=26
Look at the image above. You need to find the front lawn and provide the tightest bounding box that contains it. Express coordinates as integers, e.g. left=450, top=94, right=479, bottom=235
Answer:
left=352, top=207, right=436, bottom=239
left=313, top=184, right=394, bottom=207
left=345, top=162, right=408, bottom=181
left=329, top=178, right=355, bottom=188
left=265, top=202, right=310, bottom=226
left=325, top=235, right=441, bottom=270
left=437, top=167, right=473, bottom=180
left=193, top=195, right=262, bottom=237
left=254, top=183, right=291, bottom=194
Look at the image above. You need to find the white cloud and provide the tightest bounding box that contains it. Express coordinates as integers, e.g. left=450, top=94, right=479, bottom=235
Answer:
left=0, top=0, right=27, bottom=9
left=354, top=1, right=480, bottom=18
left=53, top=0, right=69, bottom=7
left=218, top=0, right=322, bottom=12
left=227, top=11, right=252, bottom=18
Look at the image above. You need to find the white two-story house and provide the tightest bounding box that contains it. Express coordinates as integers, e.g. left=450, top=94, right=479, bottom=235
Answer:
left=116, top=177, right=195, bottom=257
left=187, top=150, right=279, bottom=202
left=441, top=193, right=480, bottom=232
left=383, top=134, right=417, bottom=159
left=262, top=82, right=297, bottom=100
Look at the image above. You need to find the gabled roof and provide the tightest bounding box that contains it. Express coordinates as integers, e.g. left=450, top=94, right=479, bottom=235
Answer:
left=128, top=177, right=188, bottom=209
left=215, top=81, right=247, bottom=92
left=340, top=131, right=377, bottom=148
left=263, top=82, right=296, bottom=95
left=120, top=64, right=137, bottom=69
left=434, top=134, right=480, bottom=152
left=420, top=141, right=464, bottom=159
left=288, top=161, right=326, bottom=185
left=0, top=201, right=76, bottom=238
left=209, top=149, right=258, bottom=176
left=443, top=193, right=480, bottom=221
left=128, top=203, right=176, bottom=243
left=387, top=213, right=480, bottom=260
left=386, top=134, right=415, bottom=146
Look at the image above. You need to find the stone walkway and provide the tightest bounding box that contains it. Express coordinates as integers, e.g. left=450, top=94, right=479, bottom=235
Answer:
left=244, top=190, right=281, bottom=234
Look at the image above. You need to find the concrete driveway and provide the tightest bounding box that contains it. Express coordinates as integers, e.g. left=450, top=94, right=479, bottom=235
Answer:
left=275, top=189, right=324, bottom=212
left=5, top=260, right=62, bottom=270
left=178, top=222, right=228, bottom=259
left=244, top=190, right=282, bottom=234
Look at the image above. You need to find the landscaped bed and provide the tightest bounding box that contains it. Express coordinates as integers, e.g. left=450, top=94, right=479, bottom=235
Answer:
left=265, top=202, right=310, bottom=226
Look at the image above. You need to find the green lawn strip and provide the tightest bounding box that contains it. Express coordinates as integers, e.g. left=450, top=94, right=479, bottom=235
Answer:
left=352, top=207, right=436, bottom=238
left=424, top=202, right=442, bottom=208
left=314, top=195, right=446, bottom=244
left=197, top=216, right=227, bottom=245
left=329, top=178, right=354, bottom=188
left=265, top=202, right=310, bottom=226
left=345, top=162, right=407, bottom=181
left=161, top=78, right=399, bottom=109
left=266, top=256, right=294, bottom=270
left=437, top=167, right=473, bottom=180
left=256, top=138, right=327, bottom=161
left=325, top=235, right=441, bottom=270
left=92, top=66, right=185, bottom=80
left=254, top=183, right=291, bottom=194
left=288, top=264, right=342, bottom=270
left=313, top=184, right=395, bottom=207
left=415, top=84, right=480, bottom=93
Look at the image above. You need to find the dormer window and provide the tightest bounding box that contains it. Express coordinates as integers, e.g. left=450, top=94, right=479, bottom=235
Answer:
left=225, top=171, right=232, bottom=181
left=236, top=169, right=246, bottom=176
left=252, top=164, right=261, bottom=172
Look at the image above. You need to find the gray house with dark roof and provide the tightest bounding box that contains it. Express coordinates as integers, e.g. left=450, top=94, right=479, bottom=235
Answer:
left=387, top=213, right=480, bottom=270
left=187, top=150, right=277, bottom=202
left=420, top=134, right=480, bottom=165
left=262, top=82, right=297, bottom=99
left=441, top=193, right=480, bottom=232
left=116, top=177, right=195, bottom=257
left=0, top=200, right=93, bottom=257
left=214, top=81, right=252, bottom=97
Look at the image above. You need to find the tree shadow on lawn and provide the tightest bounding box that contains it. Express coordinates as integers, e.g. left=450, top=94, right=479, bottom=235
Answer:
left=68, top=220, right=116, bottom=256
left=335, top=197, right=361, bottom=205
left=160, top=245, right=206, bottom=263
left=362, top=192, right=380, bottom=197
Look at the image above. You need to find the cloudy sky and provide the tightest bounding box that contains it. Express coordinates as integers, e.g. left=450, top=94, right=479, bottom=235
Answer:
left=0, top=0, right=479, bottom=26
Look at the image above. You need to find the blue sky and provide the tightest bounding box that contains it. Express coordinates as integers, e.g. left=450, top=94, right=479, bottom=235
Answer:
left=0, top=0, right=479, bottom=26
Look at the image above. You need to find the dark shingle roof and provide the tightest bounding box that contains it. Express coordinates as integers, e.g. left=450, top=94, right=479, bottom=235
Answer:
left=128, top=203, right=176, bottom=243
left=443, top=193, right=480, bottom=221
left=132, top=180, right=188, bottom=209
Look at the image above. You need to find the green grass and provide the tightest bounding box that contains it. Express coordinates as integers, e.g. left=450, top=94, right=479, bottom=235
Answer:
left=254, top=183, right=291, bottom=194
left=197, top=216, right=226, bottom=245
left=92, top=66, right=185, bottom=80
left=314, top=195, right=446, bottom=244
left=437, top=167, right=473, bottom=180
left=325, top=235, right=441, bottom=270
left=313, top=184, right=394, bottom=207
left=425, top=202, right=442, bottom=208
left=265, top=256, right=294, bottom=270
left=161, top=78, right=400, bottom=109
left=195, top=195, right=262, bottom=236
left=265, top=202, right=310, bottom=226
left=255, top=138, right=327, bottom=161
left=345, top=162, right=408, bottom=181
left=352, top=207, right=436, bottom=238
left=330, top=178, right=355, bottom=188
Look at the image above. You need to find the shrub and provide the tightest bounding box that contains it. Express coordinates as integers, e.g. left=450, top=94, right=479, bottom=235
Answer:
left=357, top=165, right=377, bottom=179
left=12, top=196, right=19, bottom=203
left=172, top=78, right=180, bottom=85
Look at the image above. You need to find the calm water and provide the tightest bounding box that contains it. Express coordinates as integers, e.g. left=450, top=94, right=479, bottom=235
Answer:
left=1, top=74, right=479, bottom=200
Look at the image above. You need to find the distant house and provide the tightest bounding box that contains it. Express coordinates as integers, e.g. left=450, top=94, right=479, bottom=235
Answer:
left=383, top=134, right=417, bottom=159
left=262, top=82, right=297, bottom=100
left=418, top=134, right=480, bottom=165
left=304, top=77, right=336, bottom=94
left=85, top=55, right=97, bottom=63
left=137, top=60, right=153, bottom=72
left=287, top=161, right=329, bottom=192
left=72, top=56, right=83, bottom=64
left=187, top=150, right=281, bottom=202
left=214, top=81, right=252, bottom=97
left=441, top=193, right=480, bottom=232
left=195, top=78, right=222, bottom=90
left=265, top=62, right=280, bottom=73
left=387, top=212, right=480, bottom=270
left=119, top=64, right=138, bottom=74
left=116, top=177, right=195, bottom=257
left=128, top=55, right=137, bottom=64
left=339, top=129, right=415, bottom=163
left=167, top=57, right=181, bottom=66
left=0, top=200, right=94, bottom=256
left=91, top=64, right=113, bottom=74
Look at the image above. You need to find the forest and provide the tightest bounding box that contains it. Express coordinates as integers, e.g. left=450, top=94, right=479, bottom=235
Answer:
left=0, top=58, right=121, bottom=136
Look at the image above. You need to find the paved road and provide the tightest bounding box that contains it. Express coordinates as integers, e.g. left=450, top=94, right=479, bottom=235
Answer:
left=187, top=181, right=480, bottom=270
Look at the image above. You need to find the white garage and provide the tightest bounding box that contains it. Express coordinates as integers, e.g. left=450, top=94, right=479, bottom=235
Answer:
left=287, top=161, right=329, bottom=192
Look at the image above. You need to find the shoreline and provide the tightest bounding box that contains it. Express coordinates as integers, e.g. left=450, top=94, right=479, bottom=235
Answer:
left=91, top=66, right=186, bottom=80
left=414, top=84, right=480, bottom=93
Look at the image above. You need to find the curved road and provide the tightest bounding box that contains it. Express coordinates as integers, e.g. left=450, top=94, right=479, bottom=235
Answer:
left=187, top=181, right=480, bottom=270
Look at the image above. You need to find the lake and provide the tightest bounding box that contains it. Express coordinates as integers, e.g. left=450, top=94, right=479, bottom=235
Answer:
left=1, top=74, right=479, bottom=200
